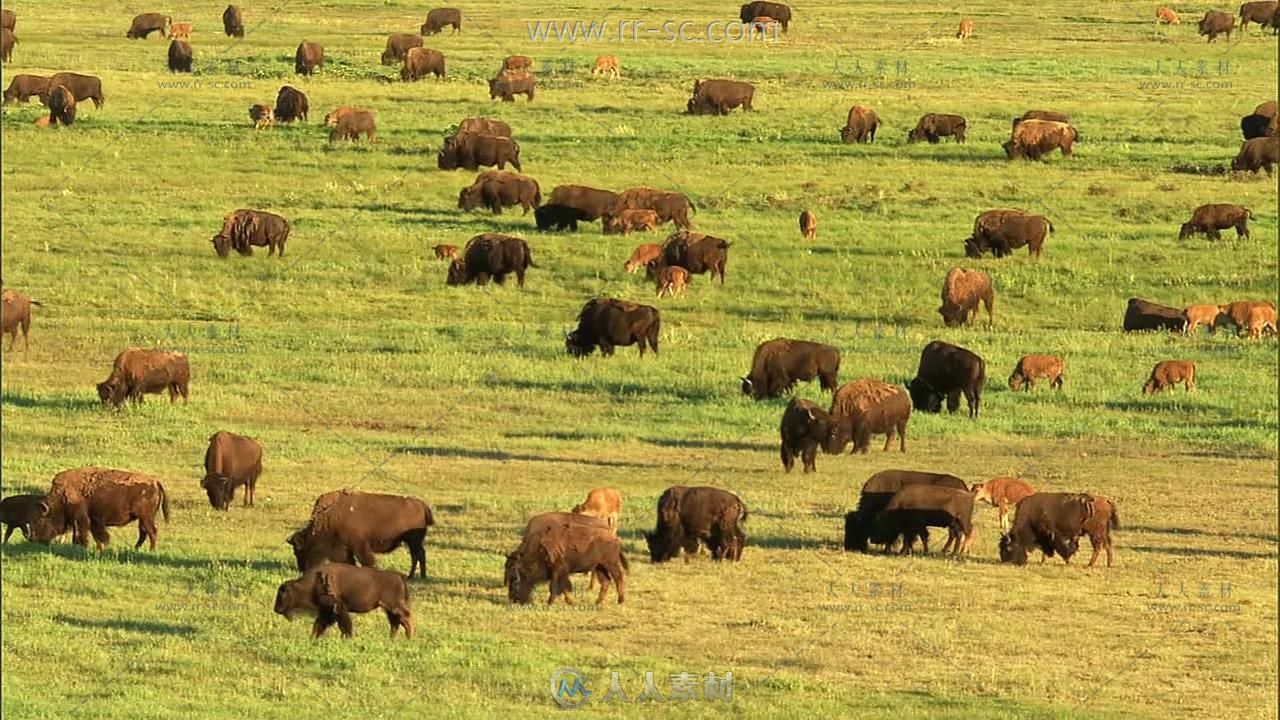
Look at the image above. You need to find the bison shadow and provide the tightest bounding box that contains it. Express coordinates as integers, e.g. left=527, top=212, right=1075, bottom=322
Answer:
left=54, top=614, right=197, bottom=637
left=395, top=445, right=655, bottom=470
left=751, top=535, right=833, bottom=551
left=0, top=541, right=290, bottom=572
left=1, top=391, right=99, bottom=411
left=642, top=437, right=773, bottom=452
left=491, top=378, right=722, bottom=403
left=1125, top=544, right=1274, bottom=561
left=504, top=429, right=619, bottom=442
left=1124, top=525, right=1279, bottom=544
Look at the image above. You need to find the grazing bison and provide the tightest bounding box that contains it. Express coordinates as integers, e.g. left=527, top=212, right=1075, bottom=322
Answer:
left=46, top=85, right=77, bottom=126
left=610, top=187, right=695, bottom=229
left=222, top=5, right=244, bottom=37
left=381, top=33, right=423, bottom=65
left=422, top=7, right=462, bottom=35
left=957, top=17, right=974, bottom=39
left=249, top=104, right=273, bottom=129
left=29, top=467, right=170, bottom=551
left=972, top=477, right=1036, bottom=531
left=572, top=488, right=622, bottom=531
left=275, top=564, right=414, bottom=638
left=549, top=185, right=618, bottom=221
left=168, top=39, right=193, bottom=73
left=505, top=512, right=627, bottom=605
left=908, top=113, right=967, bottom=143
left=330, top=109, right=376, bottom=143
left=1232, top=137, right=1278, bottom=175
left=654, top=265, right=690, bottom=298
left=1143, top=360, right=1196, bottom=394
left=402, top=46, right=445, bottom=81
left=779, top=398, right=851, bottom=473
left=127, top=13, right=169, bottom=39
left=288, top=490, right=435, bottom=578
left=967, top=214, right=1053, bottom=258
left=211, top=209, right=290, bottom=257
left=1198, top=10, right=1236, bottom=41
left=603, top=209, right=661, bottom=235
left=1012, top=110, right=1071, bottom=130
left=274, top=85, right=309, bottom=123
left=592, top=55, right=620, bottom=78
left=202, top=431, right=263, bottom=510
left=490, top=71, right=535, bottom=102
left=739, top=1, right=791, bottom=30
left=447, top=233, right=535, bottom=287
left=438, top=132, right=520, bottom=171
left=295, top=41, right=324, bottom=75
left=97, top=348, right=189, bottom=408
left=741, top=338, right=839, bottom=399
left=0, top=27, right=12, bottom=63
left=688, top=79, right=755, bottom=115
left=1008, top=354, right=1064, bottom=391
left=2, top=288, right=41, bottom=351
left=169, top=22, right=192, bottom=40
left=872, top=485, right=976, bottom=555
left=566, top=298, right=660, bottom=358
left=456, top=116, right=512, bottom=138
left=1123, top=297, right=1186, bottom=332
left=457, top=170, right=540, bottom=215
left=1156, top=6, right=1181, bottom=24
left=625, top=243, right=663, bottom=273
left=1183, top=304, right=1226, bottom=334
left=1240, top=1, right=1279, bottom=30
left=999, top=493, right=1116, bottom=567
left=939, top=267, right=994, bottom=327
left=799, top=210, right=817, bottom=239
left=4, top=74, right=50, bottom=104
left=1179, top=204, right=1251, bottom=240
left=646, top=486, right=747, bottom=562
left=830, top=379, right=911, bottom=454
left=433, top=244, right=457, bottom=260
left=1004, top=119, right=1077, bottom=160
left=840, top=104, right=878, bottom=143
left=0, top=494, right=48, bottom=543
left=908, top=340, right=986, bottom=417
left=844, top=469, right=968, bottom=552
left=967, top=208, right=1029, bottom=256
left=1246, top=304, right=1278, bottom=338
left=660, top=231, right=730, bottom=284
left=1240, top=112, right=1276, bottom=140
left=1218, top=300, right=1277, bottom=334
left=45, top=73, right=104, bottom=109
left=534, top=204, right=587, bottom=232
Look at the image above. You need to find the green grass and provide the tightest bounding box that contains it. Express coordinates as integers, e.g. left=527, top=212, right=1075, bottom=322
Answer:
left=2, top=1, right=1278, bottom=718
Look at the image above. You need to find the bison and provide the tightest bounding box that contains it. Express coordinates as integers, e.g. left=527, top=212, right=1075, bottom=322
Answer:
left=908, top=113, right=967, bottom=143
left=645, top=486, right=747, bottom=562
left=295, top=41, right=324, bottom=75
left=1232, top=137, right=1278, bottom=175
left=2, top=288, right=41, bottom=351
left=1004, top=119, right=1077, bottom=160
left=1008, top=354, right=1064, bottom=391
left=1, top=27, right=12, bottom=63
left=688, top=79, right=755, bottom=115
left=249, top=104, right=273, bottom=129
left=402, top=46, right=445, bottom=81
left=739, top=1, right=791, bottom=31
left=660, top=231, right=729, bottom=284
left=603, top=209, right=661, bottom=235
left=625, top=243, right=663, bottom=273
left=799, top=210, right=817, bottom=239
left=1183, top=304, right=1227, bottom=334
left=1123, top=297, right=1186, bottom=332
left=288, top=490, right=435, bottom=578
left=275, top=564, right=414, bottom=638
left=202, top=431, right=263, bottom=510
left=438, top=132, right=520, bottom=171
left=1198, top=10, right=1236, bottom=41
left=211, top=209, right=290, bottom=257
left=965, top=214, right=1053, bottom=258
left=274, top=85, right=309, bottom=123
left=447, top=233, right=535, bottom=287
left=433, top=244, right=458, bottom=260
left=830, top=379, right=911, bottom=454
left=43, top=73, right=104, bottom=109
left=169, top=22, right=192, bottom=40
left=1218, top=300, right=1277, bottom=335
left=999, top=492, right=1117, bottom=567
left=1240, top=1, right=1279, bottom=30
left=0, top=9, right=13, bottom=31
left=592, top=55, right=620, bottom=78
left=908, top=340, right=986, bottom=418
left=127, top=13, right=169, bottom=39
left=779, top=398, right=852, bottom=473
left=871, top=485, right=976, bottom=555
left=1240, top=112, right=1276, bottom=140
left=422, top=7, right=462, bottom=35
left=843, top=469, right=967, bottom=552
left=957, top=17, right=974, bottom=39
left=168, top=39, right=193, bottom=73
left=329, top=110, right=376, bottom=143
left=610, top=187, right=695, bottom=229
left=456, top=116, right=512, bottom=138
left=46, top=85, right=77, bottom=126
left=549, top=185, right=618, bottom=221
left=1180, top=204, right=1251, bottom=240
left=222, top=5, right=244, bottom=37
left=654, top=265, right=691, bottom=298
left=0, top=494, right=48, bottom=543
left=840, top=104, right=878, bottom=143
left=1012, top=110, right=1071, bottom=130
left=505, top=512, right=627, bottom=605
left=1246, top=304, right=1278, bottom=338
left=571, top=488, right=622, bottom=531
left=490, top=71, right=535, bottom=102
left=939, top=267, right=994, bottom=327
left=534, top=204, right=587, bottom=232
left=457, top=171, right=540, bottom=215
left=29, top=467, right=170, bottom=551
left=971, top=477, right=1036, bottom=531
left=565, top=298, right=660, bottom=358
left=4, top=74, right=50, bottom=104
left=381, top=33, right=422, bottom=65
left=741, top=338, right=839, bottom=399
left=97, top=348, right=190, bottom=408
left=1156, top=6, right=1181, bottom=24
left=1143, top=360, right=1196, bottom=394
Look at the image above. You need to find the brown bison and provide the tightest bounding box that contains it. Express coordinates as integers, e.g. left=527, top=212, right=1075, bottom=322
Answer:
left=381, top=33, right=423, bottom=65
left=402, top=46, right=445, bottom=81
left=422, top=7, right=462, bottom=35
left=274, top=85, right=309, bottom=123
left=43, top=73, right=105, bottom=109
left=211, top=209, right=290, bottom=257
left=660, top=231, right=730, bottom=284
left=741, top=338, right=840, bottom=398
left=202, top=431, right=263, bottom=510
left=505, top=512, right=627, bottom=605
left=1, top=27, right=12, bottom=63
left=970, top=208, right=1028, bottom=248
left=1180, top=204, right=1251, bottom=239
left=433, top=244, right=458, bottom=260
left=447, top=233, right=536, bottom=287
left=46, top=85, right=77, bottom=126
left=844, top=469, right=967, bottom=552
left=1008, top=354, right=1064, bottom=391
left=654, top=265, right=690, bottom=298
left=0, top=494, right=48, bottom=543
left=1256, top=100, right=1279, bottom=118
left=2, top=288, right=41, bottom=351
left=1012, top=110, right=1071, bottom=130
left=592, top=55, right=620, bottom=78
left=249, top=104, right=273, bottom=129
left=908, top=340, right=986, bottom=417
left=688, top=79, right=755, bottom=115
left=799, top=210, right=817, bottom=239
left=275, top=564, right=414, bottom=639
left=127, top=13, right=169, bottom=39
left=966, top=214, right=1053, bottom=258
left=534, top=204, right=588, bottom=232
left=222, top=5, right=244, bottom=37
left=549, top=185, right=618, bottom=221
left=295, top=41, right=324, bottom=75
left=939, top=267, right=994, bottom=327
left=97, top=348, right=190, bottom=408
left=872, top=485, right=976, bottom=555
left=1004, top=119, right=1077, bottom=160
left=490, top=71, right=535, bottom=102
left=1143, top=360, right=1196, bottom=394
left=1232, top=137, right=1278, bottom=174
left=1218, top=300, right=1278, bottom=335
left=457, top=171, right=541, bottom=215
left=4, top=74, right=50, bottom=104
left=288, top=490, right=435, bottom=578
left=572, top=488, right=622, bottom=531
left=456, top=116, right=512, bottom=138
left=330, top=109, right=376, bottom=143
left=0, top=9, right=13, bottom=31
left=830, top=378, right=911, bottom=454
left=502, top=55, right=533, bottom=73
left=646, top=486, right=747, bottom=562
left=610, top=187, right=695, bottom=229
left=779, top=398, right=852, bottom=473
left=1246, top=304, right=1278, bottom=338
left=908, top=113, right=966, bottom=143
left=1123, top=297, right=1186, bottom=332
left=29, top=467, right=170, bottom=551
left=624, top=243, right=663, bottom=273
left=957, top=17, right=974, bottom=38
left=603, top=209, right=660, bottom=235
left=168, top=40, right=193, bottom=73
left=1000, top=493, right=1118, bottom=567
left=971, top=477, right=1036, bottom=531
left=840, top=105, right=878, bottom=143
left=439, top=132, right=520, bottom=171
left=1199, top=10, right=1236, bottom=40
left=739, top=1, right=791, bottom=30
left=566, top=298, right=660, bottom=358
left=1156, top=6, right=1181, bottom=24
left=1240, top=1, right=1279, bottom=30
left=1240, top=112, right=1277, bottom=140
left=1183, top=304, right=1226, bottom=334
left=169, top=22, right=192, bottom=40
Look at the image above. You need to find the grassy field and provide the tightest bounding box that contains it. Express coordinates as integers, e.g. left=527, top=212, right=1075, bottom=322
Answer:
left=2, top=1, right=1278, bottom=718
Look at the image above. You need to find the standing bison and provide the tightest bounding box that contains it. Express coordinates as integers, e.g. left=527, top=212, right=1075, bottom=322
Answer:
left=1008, top=354, right=1065, bottom=391
left=274, top=85, right=309, bottom=123
left=908, top=113, right=967, bottom=143
left=938, top=267, right=994, bottom=327
left=1004, top=119, right=1077, bottom=160
left=44, top=73, right=105, bottom=109
left=211, top=209, right=290, bottom=257
left=288, top=490, right=435, bottom=578
left=779, top=398, right=851, bottom=473
left=167, top=39, right=193, bottom=73
left=741, top=338, right=840, bottom=399
left=660, top=231, right=730, bottom=284
left=422, top=7, right=462, bottom=35
left=645, top=486, right=747, bottom=562
left=843, top=469, right=967, bottom=552
left=202, top=431, right=263, bottom=510
left=438, top=133, right=520, bottom=171
left=490, top=71, right=535, bottom=102
left=566, top=298, right=661, bottom=358
left=275, top=564, right=414, bottom=638
left=908, top=340, right=986, bottom=418
left=222, top=5, right=244, bottom=37
left=739, top=1, right=791, bottom=31
left=688, top=79, right=755, bottom=115
left=999, top=493, right=1118, bottom=567
left=127, top=13, right=169, bottom=39
left=871, top=485, right=976, bottom=555
left=610, top=187, right=695, bottom=229
left=457, top=171, right=540, bottom=214
left=1239, top=1, right=1278, bottom=31
left=1198, top=10, right=1236, bottom=41
left=447, top=233, right=536, bottom=287
left=329, top=109, right=376, bottom=143
left=401, top=47, right=445, bottom=81
left=549, top=185, right=617, bottom=222
left=29, top=467, right=170, bottom=551
left=1179, top=204, right=1251, bottom=239
left=830, top=378, right=911, bottom=454
left=1232, top=137, right=1278, bottom=175
left=97, top=348, right=190, bottom=408
left=505, top=512, right=627, bottom=605
left=966, top=214, right=1053, bottom=258
left=2, top=288, right=41, bottom=351
left=840, top=105, right=878, bottom=143
left=381, top=33, right=423, bottom=65
left=46, top=85, right=77, bottom=126
left=295, top=41, right=324, bottom=75
left=4, top=74, right=50, bottom=104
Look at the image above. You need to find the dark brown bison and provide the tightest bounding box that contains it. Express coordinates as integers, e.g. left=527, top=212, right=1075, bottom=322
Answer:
left=211, top=209, right=290, bottom=257
left=999, top=492, right=1117, bottom=567
left=422, top=7, right=462, bottom=35
left=0, top=494, right=47, bottom=543
left=739, top=1, right=791, bottom=30
left=167, top=39, right=193, bottom=73
left=127, top=13, right=169, bottom=39
left=1180, top=204, right=1251, bottom=239
left=504, top=512, right=627, bottom=605
left=1012, top=110, right=1071, bottom=130
left=288, top=490, right=435, bottom=578
left=688, top=79, right=755, bottom=115
left=1123, top=297, right=1186, bottom=332
left=1, top=27, right=12, bottom=63
left=534, top=204, right=587, bottom=232
left=741, top=338, right=840, bottom=399
left=1240, top=112, right=1276, bottom=140
left=843, top=469, right=968, bottom=552
left=1198, top=10, right=1236, bottom=40
left=202, top=431, right=263, bottom=510
left=456, top=116, right=512, bottom=138
left=1008, top=354, right=1065, bottom=391
left=645, top=486, right=747, bottom=562
left=222, top=5, right=244, bottom=37
left=840, top=104, right=878, bottom=143
left=438, top=132, right=520, bottom=171
left=4, top=74, right=49, bottom=104
left=908, top=113, right=966, bottom=143
left=967, top=214, right=1053, bottom=258
left=1004, top=119, right=1077, bottom=160
left=830, top=379, right=911, bottom=454
left=275, top=564, right=414, bottom=638
left=549, top=185, right=618, bottom=221
left=660, top=231, right=729, bottom=284
left=97, top=348, right=190, bottom=408
left=1232, top=137, right=1278, bottom=174
left=274, top=85, right=309, bottom=123
left=295, top=41, right=324, bottom=75
left=29, top=467, right=170, bottom=551
left=2, top=288, right=41, bottom=352
left=610, top=187, right=695, bottom=229
left=1240, top=1, right=1279, bottom=30
left=779, top=398, right=852, bottom=473
left=401, top=46, right=445, bottom=81
left=46, top=85, right=77, bottom=126
left=489, top=70, right=535, bottom=102
left=939, top=267, right=994, bottom=326
left=249, top=104, right=274, bottom=129
left=1143, top=360, right=1196, bottom=394
left=871, top=485, right=976, bottom=555
left=447, top=233, right=535, bottom=287
left=381, top=33, right=423, bottom=65
left=908, top=340, right=986, bottom=417
left=566, top=298, right=660, bottom=358
left=457, top=170, right=541, bottom=214
left=329, top=109, right=376, bottom=143
left=44, top=73, right=104, bottom=108
left=971, top=208, right=1029, bottom=248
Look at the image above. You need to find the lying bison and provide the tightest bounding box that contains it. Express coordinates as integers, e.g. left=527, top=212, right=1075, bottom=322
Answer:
left=830, top=378, right=911, bottom=454
left=566, top=298, right=661, bottom=358
left=1013, top=110, right=1071, bottom=130
left=29, top=467, right=170, bottom=551
left=908, top=113, right=966, bottom=143
left=660, top=231, right=730, bottom=284
left=275, top=564, right=414, bottom=638
left=843, top=469, right=967, bottom=552
left=97, top=348, right=190, bottom=408
left=1179, top=203, right=1251, bottom=240
left=1123, top=297, right=1186, bottom=332
left=288, top=490, right=435, bottom=578
left=779, top=398, right=851, bottom=473
left=438, top=132, right=520, bottom=171
left=840, top=104, right=878, bottom=143
left=646, top=486, right=747, bottom=562
left=741, top=338, right=840, bottom=399
left=202, top=431, right=263, bottom=510
left=455, top=116, right=512, bottom=138
left=457, top=171, right=541, bottom=215
left=212, top=209, right=290, bottom=257
left=505, top=512, right=627, bottom=605
left=908, top=340, right=986, bottom=418
left=447, top=233, right=536, bottom=287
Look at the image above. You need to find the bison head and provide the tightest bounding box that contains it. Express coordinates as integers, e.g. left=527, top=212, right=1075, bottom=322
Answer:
left=487, top=77, right=503, bottom=99
left=998, top=533, right=1028, bottom=565
left=211, top=233, right=233, bottom=257
left=1001, top=140, right=1017, bottom=159
left=962, top=236, right=986, bottom=258
left=938, top=304, right=963, bottom=327
left=446, top=259, right=468, bottom=286
left=1142, top=379, right=1157, bottom=395
left=273, top=578, right=311, bottom=618
left=739, top=376, right=756, bottom=397
left=97, top=379, right=127, bottom=407
left=643, top=530, right=683, bottom=563
left=457, top=185, right=481, bottom=210
left=438, top=147, right=460, bottom=171
left=907, top=126, right=926, bottom=143
left=565, top=330, right=595, bottom=358
left=27, top=503, right=64, bottom=544
left=907, top=378, right=943, bottom=413
left=1177, top=222, right=1197, bottom=240
left=201, top=473, right=236, bottom=511
left=1008, top=372, right=1026, bottom=392
left=286, top=526, right=345, bottom=572
left=842, top=512, right=868, bottom=552
left=839, top=125, right=858, bottom=143
left=1230, top=153, right=1248, bottom=172
left=504, top=552, right=535, bottom=604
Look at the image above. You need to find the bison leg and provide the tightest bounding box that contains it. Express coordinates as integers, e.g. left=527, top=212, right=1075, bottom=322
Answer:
left=515, top=268, right=526, bottom=288
left=781, top=443, right=795, bottom=473
left=406, top=533, right=427, bottom=579
left=946, top=391, right=961, bottom=414
left=611, top=562, right=626, bottom=602
left=964, top=388, right=980, bottom=418
left=334, top=609, right=355, bottom=638
left=882, top=429, right=894, bottom=452
left=898, top=420, right=907, bottom=452
left=2, top=525, right=14, bottom=543
left=137, top=516, right=159, bottom=550
left=593, top=568, right=610, bottom=604
left=355, top=544, right=378, bottom=568
left=89, top=520, right=111, bottom=552
left=311, top=610, right=337, bottom=638
left=801, top=442, right=817, bottom=473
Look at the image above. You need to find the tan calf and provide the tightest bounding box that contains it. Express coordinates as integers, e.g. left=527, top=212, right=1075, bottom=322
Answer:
left=971, top=477, right=1036, bottom=530
left=572, top=487, right=622, bottom=531
left=502, top=55, right=532, bottom=73
left=655, top=266, right=690, bottom=298
left=169, top=22, right=193, bottom=39
left=1183, top=304, right=1225, bottom=334
left=1080, top=495, right=1119, bottom=568
left=324, top=106, right=359, bottom=126
left=1143, top=360, right=1196, bottom=394
left=433, top=244, right=458, bottom=260
left=591, top=55, right=620, bottom=79
left=957, top=18, right=974, bottom=39
left=1008, top=354, right=1064, bottom=391
left=624, top=243, right=662, bottom=273
left=249, top=104, right=273, bottom=130
left=1155, top=7, right=1180, bottom=24
left=1246, top=304, right=1277, bottom=339
left=799, top=210, right=817, bottom=240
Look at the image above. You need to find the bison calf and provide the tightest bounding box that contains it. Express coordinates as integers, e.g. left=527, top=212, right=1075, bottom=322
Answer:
left=1008, top=354, right=1064, bottom=391
left=433, top=244, right=458, bottom=260
left=971, top=477, right=1035, bottom=530
left=799, top=210, right=817, bottom=240
left=779, top=399, right=851, bottom=473
left=2, top=288, right=41, bottom=352
left=654, top=265, right=690, bottom=298
left=275, top=564, right=413, bottom=639
left=571, top=487, right=622, bottom=531
left=1143, top=360, right=1196, bottom=394
left=0, top=494, right=48, bottom=542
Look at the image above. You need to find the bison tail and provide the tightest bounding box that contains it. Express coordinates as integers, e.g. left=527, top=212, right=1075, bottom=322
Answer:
left=29, top=300, right=43, bottom=307
left=1048, top=220, right=1056, bottom=234
left=738, top=502, right=749, bottom=526
left=618, top=552, right=630, bottom=572
left=1109, top=506, right=1120, bottom=531
left=159, top=482, right=171, bottom=523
